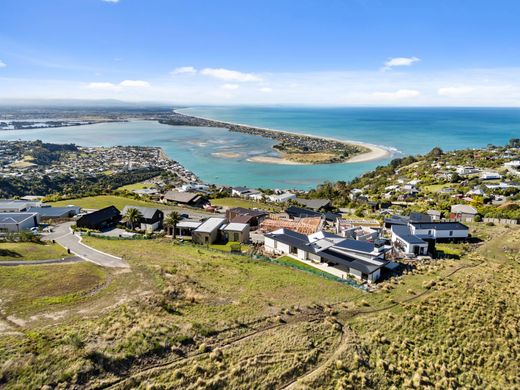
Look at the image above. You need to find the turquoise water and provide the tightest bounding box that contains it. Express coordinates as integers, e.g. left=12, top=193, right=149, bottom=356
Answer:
left=0, top=107, right=519, bottom=189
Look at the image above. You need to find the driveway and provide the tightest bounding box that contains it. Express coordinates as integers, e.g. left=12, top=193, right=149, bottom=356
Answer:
left=44, top=222, right=130, bottom=268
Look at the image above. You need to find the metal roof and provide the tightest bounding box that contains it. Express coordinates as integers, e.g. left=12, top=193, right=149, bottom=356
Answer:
left=223, top=223, right=249, bottom=232
left=122, top=205, right=162, bottom=220
left=410, top=222, right=469, bottom=231
left=194, top=218, right=226, bottom=233
left=392, top=225, right=427, bottom=245
left=0, top=212, right=38, bottom=224
left=27, top=206, right=80, bottom=217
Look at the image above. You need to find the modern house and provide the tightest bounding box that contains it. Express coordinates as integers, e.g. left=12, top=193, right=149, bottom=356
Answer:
left=231, top=187, right=262, bottom=200
left=192, top=217, right=227, bottom=245
left=409, top=221, right=469, bottom=241
left=268, top=192, right=296, bottom=203
left=122, top=206, right=164, bottom=232
left=0, top=212, right=40, bottom=233
left=175, top=220, right=203, bottom=237
left=76, top=206, right=121, bottom=230
left=226, top=207, right=268, bottom=230
left=293, top=198, right=332, bottom=211
left=285, top=206, right=323, bottom=219
left=450, top=204, right=478, bottom=222
left=0, top=200, right=42, bottom=213
left=427, top=210, right=442, bottom=221
left=163, top=191, right=207, bottom=208
left=221, top=222, right=250, bottom=243
left=264, top=229, right=388, bottom=283
left=391, top=225, right=430, bottom=256
left=26, top=206, right=81, bottom=219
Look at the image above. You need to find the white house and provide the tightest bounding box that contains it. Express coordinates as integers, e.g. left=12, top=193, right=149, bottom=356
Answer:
left=456, top=166, right=480, bottom=175
left=409, top=222, right=469, bottom=241
left=391, top=225, right=429, bottom=256
left=181, top=183, right=209, bottom=192
left=264, top=229, right=388, bottom=283
left=0, top=212, right=40, bottom=233
left=480, top=171, right=502, bottom=180
left=268, top=192, right=296, bottom=203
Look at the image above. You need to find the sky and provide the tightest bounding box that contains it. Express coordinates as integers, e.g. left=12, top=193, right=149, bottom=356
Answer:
left=1, top=0, right=520, bottom=106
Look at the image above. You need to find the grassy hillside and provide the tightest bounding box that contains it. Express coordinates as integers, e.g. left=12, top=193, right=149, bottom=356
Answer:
left=49, top=195, right=162, bottom=210
left=0, top=242, right=69, bottom=261
left=0, top=226, right=518, bottom=388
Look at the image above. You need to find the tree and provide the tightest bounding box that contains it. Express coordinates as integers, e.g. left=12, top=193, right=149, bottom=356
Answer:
left=508, top=138, right=520, bottom=148
left=164, top=211, right=181, bottom=238
left=124, top=207, right=143, bottom=230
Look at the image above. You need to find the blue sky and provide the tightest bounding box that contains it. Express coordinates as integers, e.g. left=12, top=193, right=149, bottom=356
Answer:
left=1, top=0, right=520, bottom=105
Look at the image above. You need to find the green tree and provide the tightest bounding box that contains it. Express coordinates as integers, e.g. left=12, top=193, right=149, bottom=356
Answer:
left=124, top=207, right=143, bottom=230
left=164, top=211, right=181, bottom=238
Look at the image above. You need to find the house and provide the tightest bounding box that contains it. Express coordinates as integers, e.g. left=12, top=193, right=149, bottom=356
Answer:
left=0, top=200, right=42, bottom=213
left=76, top=206, right=121, bottom=230
left=480, top=171, right=502, bottom=180
left=221, top=222, right=250, bottom=243
left=181, top=183, right=209, bottom=192
left=450, top=204, right=478, bottom=222
left=456, top=166, right=480, bottom=175
left=163, top=191, right=207, bottom=208
left=259, top=216, right=323, bottom=235
left=0, top=212, right=40, bottom=233
left=175, top=220, right=203, bottom=237
left=268, top=192, right=296, bottom=203
left=293, top=198, right=331, bottom=211
left=264, top=229, right=388, bottom=283
left=133, top=188, right=160, bottom=197
left=231, top=187, right=262, bottom=199
left=122, top=206, right=164, bottom=232
left=409, top=222, right=469, bottom=242
left=391, top=225, right=429, bottom=256
left=192, top=217, right=227, bottom=245
left=26, top=206, right=81, bottom=219
left=427, top=210, right=442, bottom=221
left=285, top=206, right=322, bottom=219
left=226, top=207, right=268, bottom=230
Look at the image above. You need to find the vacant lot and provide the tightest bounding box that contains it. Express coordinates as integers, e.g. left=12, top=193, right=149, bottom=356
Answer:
left=0, top=242, right=69, bottom=261
left=210, top=197, right=281, bottom=211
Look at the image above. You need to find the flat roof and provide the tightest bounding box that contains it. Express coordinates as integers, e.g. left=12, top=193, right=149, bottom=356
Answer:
left=177, top=220, right=202, bottom=229
left=410, top=222, right=469, bottom=231
left=0, top=212, right=38, bottom=224
left=223, top=222, right=249, bottom=232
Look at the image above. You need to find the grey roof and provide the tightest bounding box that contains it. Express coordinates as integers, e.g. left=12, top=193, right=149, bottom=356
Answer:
left=285, top=206, right=322, bottom=218
left=392, top=225, right=427, bottom=245
left=223, top=222, right=249, bottom=232
left=410, top=222, right=469, bottom=231
left=194, top=218, right=226, bottom=233
left=333, top=239, right=376, bottom=254
left=0, top=212, right=38, bottom=224
left=228, top=207, right=269, bottom=218
left=122, top=205, right=162, bottom=220
left=427, top=210, right=442, bottom=216
left=409, top=212, right=432, bottom=223
left=0, top=200, right=39, bottom=211
left=294, top=198, right=331, bottom=210
left=177, top=220, right=202, bottom=229
left=164, top=191, right=201, bottom=203
left=26, top=206, right=80, bottom=217
left=319, top=249, right=387, bottom=274
left=450, top=204, right=478, bottom=214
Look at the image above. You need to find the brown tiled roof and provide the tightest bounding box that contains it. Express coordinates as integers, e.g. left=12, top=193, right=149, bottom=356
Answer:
left=259, top=217, right=322, bottom=235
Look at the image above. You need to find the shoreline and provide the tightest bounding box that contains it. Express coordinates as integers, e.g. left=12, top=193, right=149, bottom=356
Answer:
left=173, top=109, right=392, bottom=164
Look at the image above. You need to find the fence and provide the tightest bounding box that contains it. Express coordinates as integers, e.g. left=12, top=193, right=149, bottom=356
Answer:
left=482, top=218, right=518, bottom=225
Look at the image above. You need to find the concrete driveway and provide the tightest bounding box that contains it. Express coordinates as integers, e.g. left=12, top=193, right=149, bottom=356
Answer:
left=44, top=222, right=129, bottom=268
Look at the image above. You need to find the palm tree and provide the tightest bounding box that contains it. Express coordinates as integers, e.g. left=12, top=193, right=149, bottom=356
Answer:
left=125, top=207, right=143, bottom=231
left=164, top=211, right=181, bottom=238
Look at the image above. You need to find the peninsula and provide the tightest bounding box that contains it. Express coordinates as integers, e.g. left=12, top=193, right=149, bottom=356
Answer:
left=160, top=111, right=390, bottom=164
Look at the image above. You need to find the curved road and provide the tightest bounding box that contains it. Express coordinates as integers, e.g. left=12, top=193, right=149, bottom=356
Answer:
left=44, top=222, right=129, bottom=268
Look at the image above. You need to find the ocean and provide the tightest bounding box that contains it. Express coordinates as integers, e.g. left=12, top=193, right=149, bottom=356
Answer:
left=1, top=107, right=519, bottom=190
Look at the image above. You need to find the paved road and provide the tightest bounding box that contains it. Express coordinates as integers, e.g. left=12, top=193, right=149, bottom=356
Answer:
left=0, top=256, right=83, bottom=266
left=44, top=222, right=129, bottom=268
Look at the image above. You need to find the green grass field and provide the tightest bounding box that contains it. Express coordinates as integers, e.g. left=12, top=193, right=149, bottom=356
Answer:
left=208, top=241, right=250, bottom=253
left=422, top=183, right=455, bottom=193
left=0, top=242, right=69, bottom=261
left=0, top=262, right=106, bottom=315
left=117, top=181, right=156, bottom=191
left=210, top=197, right=281, bottom=211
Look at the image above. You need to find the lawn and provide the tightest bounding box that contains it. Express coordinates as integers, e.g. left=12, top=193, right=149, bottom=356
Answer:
left=210, top=197, right=281, bottom=211
left=0, top=242, right=69, bottom=261
left=208, top=241, right=250, bottom=253
left=276, top=255, right=326, bottom=273
left=50, top=195, right=163, bottom=210
left=118, top=181, right=156, bottom=191
left=0, top=262, right=106, bottom=315
left=422, top=183, right=455, bottom=193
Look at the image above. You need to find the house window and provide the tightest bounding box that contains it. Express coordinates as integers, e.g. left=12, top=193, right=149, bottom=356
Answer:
left=449, top=231, right=453, bottom=236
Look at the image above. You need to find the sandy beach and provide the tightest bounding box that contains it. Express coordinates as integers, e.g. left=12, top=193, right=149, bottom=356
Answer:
left=175, top=109, right=392, bottom=164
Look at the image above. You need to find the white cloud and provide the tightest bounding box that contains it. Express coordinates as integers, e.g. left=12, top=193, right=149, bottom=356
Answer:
left=383, top=56, right=420, bottom=70
left=259, top=87, right=272, bottom=93
left=437, top=86, right=474, bottom=97
left=372, top=89, right=421, bottom=100
left=0, top=60, right=6, bottom=68
left=221, top=83, right=239, bottom=90
left=85, top=80, right=149, bottom=90
left=119, top=79, right=150, bottom=88
left=85, top=82, right=118, bottom=90
left=102, top=0, right=119, bottom=3
left=171, top=66, right=197, bottom=75
left=200, top=68, right=261, bottom=82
